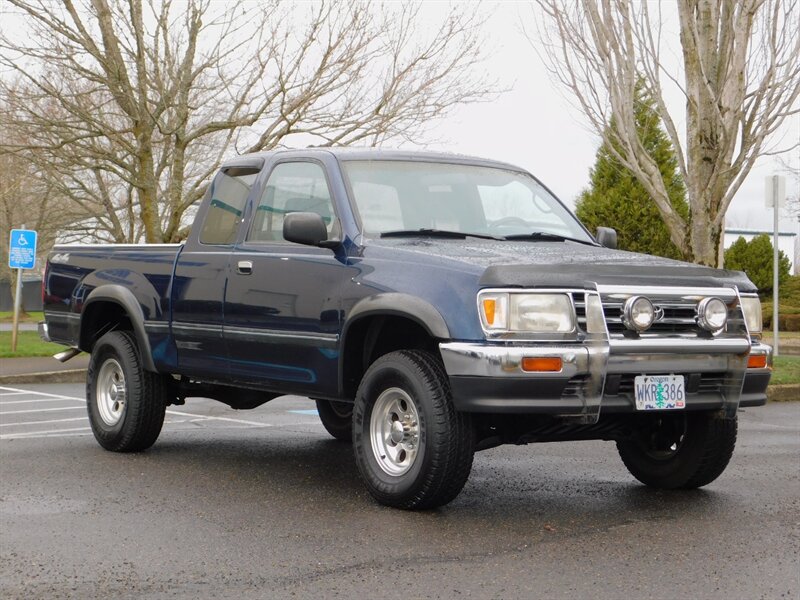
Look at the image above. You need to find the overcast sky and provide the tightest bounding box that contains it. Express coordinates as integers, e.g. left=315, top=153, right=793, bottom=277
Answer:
left=3, top=1, right=797, bottom=235
left=413, top=2, right=800, bottom=235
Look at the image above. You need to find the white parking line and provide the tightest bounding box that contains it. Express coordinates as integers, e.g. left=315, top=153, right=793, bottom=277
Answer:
left=0, top=406, right=86, bottom=415
left=165, top=409, right=272, bottom=428
left=0, top=427, right=91, bottom=440
left=0, top=386, right=80, bottom=401
left=0, top=385, right=321, bottom=440
left=0, top=397, right=86, bottom=406
left=1, top=431, right=94, bottom=440
left=0, top=417, right=87, bottom=427
left=0, top=391, right=33, bottom=396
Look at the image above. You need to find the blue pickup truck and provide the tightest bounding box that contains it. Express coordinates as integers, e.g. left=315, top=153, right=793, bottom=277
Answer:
left=40, top=149, right=772, bottom=509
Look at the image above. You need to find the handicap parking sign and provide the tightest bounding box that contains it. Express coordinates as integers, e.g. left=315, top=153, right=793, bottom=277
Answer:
left=8, top=229, right=38, bottom=269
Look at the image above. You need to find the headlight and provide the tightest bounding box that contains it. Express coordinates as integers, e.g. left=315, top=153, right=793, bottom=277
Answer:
left=740, top=296, right=762, bottom=335
left=622, top=296, right=655, bottom=332
left=479, top=292, right=574, bottom=333
left=696, top=297, right=728, bottom=332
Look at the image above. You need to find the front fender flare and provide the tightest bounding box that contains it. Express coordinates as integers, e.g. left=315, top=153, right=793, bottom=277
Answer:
left=343, top=293, right=450, bottom=340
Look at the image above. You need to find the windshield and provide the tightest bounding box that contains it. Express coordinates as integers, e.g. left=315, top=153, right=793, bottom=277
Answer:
left=341, top=160, right=593, bottom=242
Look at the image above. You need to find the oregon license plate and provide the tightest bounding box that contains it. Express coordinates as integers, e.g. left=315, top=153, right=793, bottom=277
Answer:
left=634, top=375, right=686, bottom=410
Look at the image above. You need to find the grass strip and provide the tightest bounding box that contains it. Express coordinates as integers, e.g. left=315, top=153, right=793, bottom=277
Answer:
left=0, top=311, right=44, bottom=323
left=0, top=330, right=67, bottom=358
left=770, top=355, right=800, bottom=386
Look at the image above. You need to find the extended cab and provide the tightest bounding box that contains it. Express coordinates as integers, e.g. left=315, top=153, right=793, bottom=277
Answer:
left=41, top=149, right=772, bottom=509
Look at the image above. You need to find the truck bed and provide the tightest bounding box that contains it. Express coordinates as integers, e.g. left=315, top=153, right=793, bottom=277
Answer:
left=43, top=244, right=182, bottom=348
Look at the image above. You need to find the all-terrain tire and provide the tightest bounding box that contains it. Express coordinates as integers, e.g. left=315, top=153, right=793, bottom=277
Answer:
left=353, top=350, right=474, bottom=510
left=617, top=411, right=737, bottom=489
left=86, top=331, right=168, bottom=452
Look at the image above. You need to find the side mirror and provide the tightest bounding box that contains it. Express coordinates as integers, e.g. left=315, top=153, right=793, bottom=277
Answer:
left=283, top=212, right=328, bottom=246
left=596, top=227, right=617, bottom=249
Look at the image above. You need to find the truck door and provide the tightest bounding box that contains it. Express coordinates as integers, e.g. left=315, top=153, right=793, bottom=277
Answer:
left=170, top=164, right=262, bottom=378
left=224, top=159, right=345, bottom=397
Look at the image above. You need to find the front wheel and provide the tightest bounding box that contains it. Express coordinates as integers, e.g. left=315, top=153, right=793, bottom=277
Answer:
left=87, top=331, right=168, bottom=452
left=353, top=350, right=474, bottom=510
left=617, top=411, right=737, bottom=489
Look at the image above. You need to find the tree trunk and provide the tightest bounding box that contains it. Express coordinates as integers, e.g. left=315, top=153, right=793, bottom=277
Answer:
left=689, top=209, right=721, bottom=267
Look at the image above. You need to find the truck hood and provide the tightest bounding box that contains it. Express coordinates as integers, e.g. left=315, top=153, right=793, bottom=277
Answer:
left=365, top=238, right=756, bottom=293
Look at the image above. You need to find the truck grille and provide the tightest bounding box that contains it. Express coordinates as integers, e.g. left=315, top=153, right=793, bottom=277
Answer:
left=572, top=287, right=742, bottom=339
left=601, top=302, right=701, bottom=335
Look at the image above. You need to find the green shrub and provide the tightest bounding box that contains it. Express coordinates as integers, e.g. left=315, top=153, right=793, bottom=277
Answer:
left=762, top=281, right=800, bottom=332
left=724, top=235, right=791, bottom=293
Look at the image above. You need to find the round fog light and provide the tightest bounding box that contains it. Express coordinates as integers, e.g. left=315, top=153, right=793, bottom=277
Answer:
left=622, top=296, right=655, bottom=332
left=697, top=297, right=727, bottom=332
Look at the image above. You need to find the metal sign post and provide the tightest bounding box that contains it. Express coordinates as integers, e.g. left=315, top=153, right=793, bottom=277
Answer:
left=765, top=176, right=786, bottom=356
left=8, top=226, right=38, bottom=352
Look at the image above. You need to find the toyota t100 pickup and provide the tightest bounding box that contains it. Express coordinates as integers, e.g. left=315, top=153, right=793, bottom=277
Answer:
left=41, top=149, right=772, bottom=509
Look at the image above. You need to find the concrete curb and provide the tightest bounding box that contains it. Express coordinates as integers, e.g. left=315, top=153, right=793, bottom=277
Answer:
left=0, top=370, right=87, bottom=385
left=767, top=383, right=800, bottom=403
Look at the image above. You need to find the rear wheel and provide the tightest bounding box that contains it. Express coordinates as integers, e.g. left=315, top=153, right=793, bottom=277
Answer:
left=353, top=350, right=474, bottom=510
left=617, top=411, right=737, bottom=489
left=315, top=399, right=353, bottom=442
left=87, top=331, right=168, bottom=452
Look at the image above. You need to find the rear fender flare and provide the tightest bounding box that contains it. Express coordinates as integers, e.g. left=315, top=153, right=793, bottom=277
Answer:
left=82, top=285, right=157, bottom=372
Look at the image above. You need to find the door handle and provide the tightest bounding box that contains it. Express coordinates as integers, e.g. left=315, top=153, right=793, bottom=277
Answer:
left=237, top=260, right=253, bottom=275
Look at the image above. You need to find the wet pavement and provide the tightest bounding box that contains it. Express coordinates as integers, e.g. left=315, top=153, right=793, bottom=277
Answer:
left=1, top=383, right=798, bottom=599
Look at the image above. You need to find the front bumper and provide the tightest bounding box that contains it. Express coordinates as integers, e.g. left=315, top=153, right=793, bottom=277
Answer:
left=440, top=339, right=772, bottom=420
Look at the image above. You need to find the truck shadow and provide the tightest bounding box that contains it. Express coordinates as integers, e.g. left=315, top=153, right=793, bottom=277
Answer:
left=132, top=433, right=728, bottom=531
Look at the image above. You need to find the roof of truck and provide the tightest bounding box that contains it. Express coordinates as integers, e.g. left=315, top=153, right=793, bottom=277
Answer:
left=222, top=147, right=527, bottom=173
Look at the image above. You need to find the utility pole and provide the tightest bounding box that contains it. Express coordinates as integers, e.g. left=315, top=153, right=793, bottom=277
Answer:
left=766, top=176, right=785, bottom=355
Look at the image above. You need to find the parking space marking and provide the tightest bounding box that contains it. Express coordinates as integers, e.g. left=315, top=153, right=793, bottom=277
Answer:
left=0, top=397, right=86, bottom=406
left=165, top=409, right=273, bottom=428
left=0, top=417, right=87, bottom=428
left=0, top=406, right=86, bottom=415
left=0, top=391, right=33, bottom=396
left=0, top=386, right=83, bottom=401
left=1, top=431, right=94, bottom=440
left=2, top=426, right=93, bottom=439
left=0, top=386, right=321, bottom=440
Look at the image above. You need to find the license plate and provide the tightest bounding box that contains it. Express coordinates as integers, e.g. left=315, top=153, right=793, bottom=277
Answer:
left=634, top=375, right=686, bottom=410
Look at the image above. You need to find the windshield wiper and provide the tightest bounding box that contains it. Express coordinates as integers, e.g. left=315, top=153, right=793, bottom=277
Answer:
left=380, top=228, right=503, bottom=241
left=503, top=231, right=598, bottom=246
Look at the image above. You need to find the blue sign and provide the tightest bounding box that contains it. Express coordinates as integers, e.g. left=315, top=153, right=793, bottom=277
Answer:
left=8, top=229, right=38, bottom=270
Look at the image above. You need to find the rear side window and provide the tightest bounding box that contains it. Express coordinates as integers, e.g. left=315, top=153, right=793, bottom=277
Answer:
left=249, top=162, right=336, bottom=242
left=199, top=167, right=261, bottom=245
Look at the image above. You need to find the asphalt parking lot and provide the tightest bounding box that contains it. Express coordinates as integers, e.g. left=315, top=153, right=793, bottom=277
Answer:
left=1, top=382, right=798, bottom=599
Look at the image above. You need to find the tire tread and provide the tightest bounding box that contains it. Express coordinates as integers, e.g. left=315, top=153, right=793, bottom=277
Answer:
left=617, top=412, right=737, bottom=490
left=87, top=331, right=167, bottom=452
left=353, top=349, right=474, bottom=510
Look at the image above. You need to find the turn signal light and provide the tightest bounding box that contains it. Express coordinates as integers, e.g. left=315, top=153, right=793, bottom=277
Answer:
left=747, top=355, right=768, bottom=369
left=521, top=357, right=563, bottom=372
left=483, top=298, right=496, bottom=325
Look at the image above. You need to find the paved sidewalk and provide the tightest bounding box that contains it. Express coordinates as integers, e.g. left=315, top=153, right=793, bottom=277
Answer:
left=0, top=355, right=89, bottom=384
left=0, top=323, right=38, bottom=332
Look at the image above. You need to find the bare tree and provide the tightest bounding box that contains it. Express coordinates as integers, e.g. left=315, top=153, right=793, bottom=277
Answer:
left=0, top=0, right=492, bottom=243
left=529, top=0, right=800, bottom=266
left=0, top=123, right=77, bottom=287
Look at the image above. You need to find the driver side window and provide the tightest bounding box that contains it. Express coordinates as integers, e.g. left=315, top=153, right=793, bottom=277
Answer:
left=249, top=162, right=337, bottom=242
